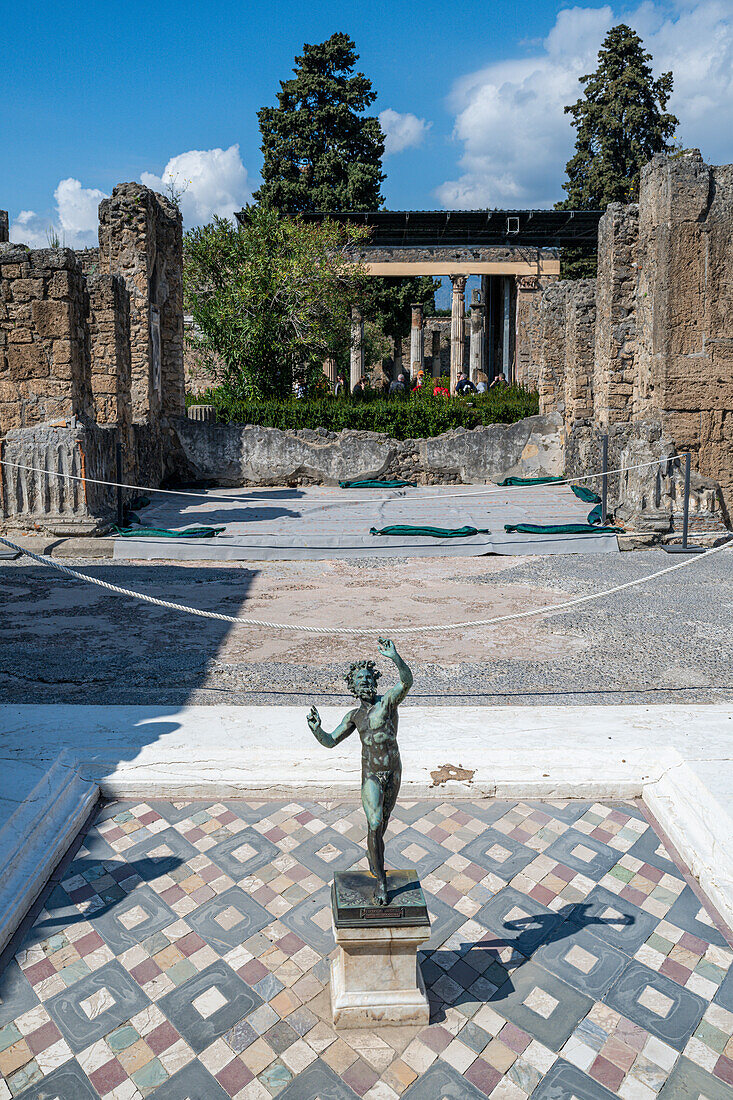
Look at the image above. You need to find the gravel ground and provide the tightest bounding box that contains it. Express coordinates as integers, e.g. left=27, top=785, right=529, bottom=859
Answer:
left=0, top=549, right=731, bottom=706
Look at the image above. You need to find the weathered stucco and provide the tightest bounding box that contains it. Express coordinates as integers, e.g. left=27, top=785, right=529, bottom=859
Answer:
left=171, top=414, right=564, bottom=487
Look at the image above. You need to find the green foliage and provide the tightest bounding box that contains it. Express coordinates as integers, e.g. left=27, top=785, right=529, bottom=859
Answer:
left=255, top=32, right=385, bottom=214
left=186, top=385, right=539, bottom=439
left=558, top=23, right=678, bottom=279
left=183, top=206, right=369, bottom=400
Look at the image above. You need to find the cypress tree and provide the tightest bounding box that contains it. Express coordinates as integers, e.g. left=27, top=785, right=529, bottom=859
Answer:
left=558, top=24, right=678, bottom=277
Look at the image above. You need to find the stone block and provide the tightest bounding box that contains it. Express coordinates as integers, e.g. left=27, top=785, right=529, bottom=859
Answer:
left=31, top=299, right=72, bottom=339
left=7, top=343, right=48, bottom=380
left=11, top=279, right=44, bottom=303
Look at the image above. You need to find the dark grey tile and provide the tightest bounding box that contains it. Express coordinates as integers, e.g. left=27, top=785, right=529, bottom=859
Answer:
left=422, top=890, right=466, bottom=952
left=149, top=801, right=218, bottom=825
left=207, top=827, right=280, bottom=880
left=276, top=1058, right=360, bottom=1098
left=186, top=885, right=271, bottom=955
left=665, top=885, right=730, bottom=949
left=715, top=965, right=733, bottom=1013
left=475, top=886, right=561, bottom=957
left=0, top=959, right=38, bottom=1028
left=488, top=960, right=594, bottom=1050
left=462, top=828, right=536, bottom=881
left=93, top=883, right=178, bottom=954
left=526, top=800, right=592, bottom=824
left=605, top=959, right=707, bottom=1050
left=532, top=1059, right=617, bottom=1099
left=290, top=826, right=361, bottom=880
left=534, top=925, right=628, bottom=998
left=543, top=828, right=620, bottom=881
left=157, top=959, right=262, bottom=1055
left=657, top=1055, right=733, bottom=1099
left=45, top=959, right=150, bottom=1052
left=566, top=884, right=658, bottom=954
left=402, top=1059, right=488, bottom=1098
left=146, top=1058, right=231, bottom=1098
left=392, top=801, right=435, bottom=825
left=224, top=800, right=291, bottom=824
left=385, top=827, right=452, bottom=878
left=280, top=886, right=335, bottom=956
left=14, top=1058, right=99, bottom=1099
left=626, top=825, right=684, bottom=879
left=124, top=826, right=200, bottom=881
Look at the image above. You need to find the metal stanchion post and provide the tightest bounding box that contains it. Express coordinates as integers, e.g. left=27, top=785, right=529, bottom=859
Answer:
left=116, top=437, right=124, bottom=529
left=664, top=452, right=706, bottom=554
left=601, top=435, right=608, bottom=525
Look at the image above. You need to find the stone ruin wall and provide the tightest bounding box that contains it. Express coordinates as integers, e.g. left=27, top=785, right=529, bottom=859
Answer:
left=515, top=276, right=555, bottom=390
left=0, top=182, right=185, bottom=533
left=0, top=212, right=8, bottom=244
left=537, top=150, right=732, bottom=530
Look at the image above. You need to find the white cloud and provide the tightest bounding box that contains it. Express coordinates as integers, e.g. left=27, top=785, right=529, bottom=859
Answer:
left=379, top=108, right=432, bottom=155
left=140, top=144, right=252, bottom=226
left=437, top=1, right=733, bottom=210
left=10, top=179, right=106, bottom=248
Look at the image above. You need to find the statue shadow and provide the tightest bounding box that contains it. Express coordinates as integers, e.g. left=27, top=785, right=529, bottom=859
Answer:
left=424, top=901, right=633, bottom=1023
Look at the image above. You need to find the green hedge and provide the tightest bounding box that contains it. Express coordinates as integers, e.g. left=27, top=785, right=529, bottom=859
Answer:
left=186, top=385, right=539, bottom=440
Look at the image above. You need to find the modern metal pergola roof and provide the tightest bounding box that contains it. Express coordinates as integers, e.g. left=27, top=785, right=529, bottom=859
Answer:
left=290, top=209, right=603, bottom=248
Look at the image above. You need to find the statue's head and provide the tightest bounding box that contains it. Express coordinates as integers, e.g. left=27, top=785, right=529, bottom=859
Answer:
left=345, top=659, right=381, bottom=703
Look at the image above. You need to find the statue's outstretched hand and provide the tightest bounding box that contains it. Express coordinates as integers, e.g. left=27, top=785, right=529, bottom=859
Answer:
left=307, top=706, right=322, bottom=734
left=378, top=637, right=398, bottom=660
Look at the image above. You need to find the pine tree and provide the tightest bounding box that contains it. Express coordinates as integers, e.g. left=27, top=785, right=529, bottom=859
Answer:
left=558, top=24, right=678, bottom=277
left=255, top=32, right=385, bottom=213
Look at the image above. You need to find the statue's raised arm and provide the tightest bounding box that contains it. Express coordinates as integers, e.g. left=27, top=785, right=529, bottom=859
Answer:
left=376, top=637, right=413, bottom=708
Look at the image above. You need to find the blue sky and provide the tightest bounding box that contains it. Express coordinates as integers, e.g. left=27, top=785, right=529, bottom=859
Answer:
left=1, top=0, right=731, bottom=247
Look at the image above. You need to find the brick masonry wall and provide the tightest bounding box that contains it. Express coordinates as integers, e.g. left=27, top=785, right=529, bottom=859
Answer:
left=564, top=279, right=596, bottom=428
left=0, top=247, right=92, bottom=432
left=516, top=276, right=555, bottom=389
left=0, top=211, right=8, bottom=244
left=538, top=282, right=569, bottom=416
left=87, top=273, right=132, bottom=429
left=593, top=202, right=639, bottom=428
left=636, top=151, right=733, bottom=512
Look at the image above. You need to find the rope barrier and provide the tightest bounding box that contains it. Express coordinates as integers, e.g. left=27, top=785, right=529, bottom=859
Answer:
left=0, top=454, right=677, bottom=509
left=0, top=534, right=729, bottom=637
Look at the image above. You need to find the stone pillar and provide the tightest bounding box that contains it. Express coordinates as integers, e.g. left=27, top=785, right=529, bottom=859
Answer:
left=323, top=356, right=337, bottom=386
left=469, top=289, right=485, bottom=381
left=410, top=304, right=424, bottom=376
left=593, top=202, right=639, bottom=429
left=502, top=277, right=512, bottom=381
left=0, top=211, right=8, bottom=243
left=449, top=275, right=467, bottom=391
left=393, top=336, right=402, bottom=381
left=430, top=329, right=441, bottom=378
left=350, top=306, right=364, bottom=389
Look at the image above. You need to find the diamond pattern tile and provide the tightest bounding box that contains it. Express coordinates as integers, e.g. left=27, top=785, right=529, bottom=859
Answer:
left=0, top=797, right=731, bottom=1099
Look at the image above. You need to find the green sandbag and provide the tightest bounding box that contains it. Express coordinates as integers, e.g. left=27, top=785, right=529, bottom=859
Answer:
left=504, top=522, right=622, bottom=535
left=114, top=525, right=225, bottom=539
left=571, top=485, right=601, bottom=504
left=370, top=524, right=488, bottom=538
left=498, top=476, right=564, bottom=486
left=339, top=478, right=416, bottom=489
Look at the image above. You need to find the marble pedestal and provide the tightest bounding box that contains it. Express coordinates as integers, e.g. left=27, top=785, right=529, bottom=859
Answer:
left=330, top=870, right=432, bottom=1028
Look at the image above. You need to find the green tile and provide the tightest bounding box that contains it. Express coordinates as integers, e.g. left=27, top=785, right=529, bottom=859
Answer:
left=259, top=1059, right=293, bottom=1094
left=694, top=1020, right=728, bottom=1054
left=106, top=1024, right=140, bottom=1052
left=8, top=1058, right=42, bottom=1095
left=695, top=960, right=726, bottom=984
left=60, top=959, right=91, bottom=986
left=167, top=959, right=198, bottom=986
left=132, top=1056, right=169, bottom=1095
left=0, top=1022, right=21, bottom=1053
left=41, top=932, right=69, bottom=955
left=190, top=810, right=211, bottom=825
left=652, top=886, right=678, bottom=906
left=647, top=933, right=673, bottom=956
left=609, top=865, right=635, bottom=883
left=142, top=932, right=170, bottom=954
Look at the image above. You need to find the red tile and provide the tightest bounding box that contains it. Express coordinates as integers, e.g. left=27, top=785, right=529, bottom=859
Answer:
left=138, top=811, right=159, bottom=826
left=264, top=826, right=285, bottom=842
left=500, top=1022, right=531, bottom=1054
left=130, top=959, right=162, bottom=985
left=438, top=884, right=461, bottom=906
left=146, top=1020, right=180, bottom=1056
left=419, top=1025, right=452, bottom=1053
left=428, top=826, right=449, bottom=843
left=452, top=810, right=471, bottom=825
left=607, top=810, right=630, bottom=824
left=26, top=1021, right=62, bottom=1055
left=620, top=885, right=647, bottom=907
left=295, top=811, right=314, bottom=824
left=553, top=863, right=576, bottom=883
left=715, top=1055, right=733, bottom=1086
left=184, top=827, right=204, bottom=842
left=104, top=827, right=124, bottom=841
left=160, top=885, right=185, bottom=905
left=529, top=884, right=554, bottom=906
left=464, top=1058, right=502, bottom=1095
left=190, top=885, right=215, bottom=904
left=217, top=810, right=238, bottom=825
left=590, top=1054, right=625, bottom=1091
left=177, top=931, right=207, bottom=957
left=23, top=959, right=55, bottom=985
left=239, top=959, right=268, bottom=984
left=613, top=1018, right=647, bottom=1052
left=253, top=884, right=275, bottom=905
left=641, top=864, right=665, bottom=884
left=510, top=829, right=532, bottom=843
left=659, top=958, right=691, bottom=984
left=89, top=1058, right=127, bottom=1094
left=601, top=1036, right=636, bottom=1072
left=679, top=931, right=708, bottom=955
left=217, top=1057, right=254, bottom=1096
left=342, top=1059, right=379, bottom=1096
left=464, top=862, right=485, bottom=882
left=199, top=865, right=223, bottom=884
left=288, top=865, right=309, bottom=882
left=74, top=930, right=105, bottom=957
left=277, top=932, right=305, bottom=956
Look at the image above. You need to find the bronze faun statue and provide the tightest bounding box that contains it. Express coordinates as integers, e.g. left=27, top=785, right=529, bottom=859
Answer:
left=307, top=638, right=413, bottom=905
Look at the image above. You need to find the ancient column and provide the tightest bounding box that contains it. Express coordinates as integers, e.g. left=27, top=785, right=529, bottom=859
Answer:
left=393, top=335, right=402, bottom=380
left=323, top=356, right=337, bottom=386
left=469, top=289, right=485, bottom=381
left=350, top=306, right=364, bottom=390
left=449, top=275, right=467, bottom=391
left=410, top=304, right=424, bottom=377
left=501, top=276, right=512, bottom=381
left=430, top=328, right=441, bottom=378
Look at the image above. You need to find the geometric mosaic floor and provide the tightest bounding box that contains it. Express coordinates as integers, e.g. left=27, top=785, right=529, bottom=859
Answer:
left=2, top=799, right=733, bottom=1099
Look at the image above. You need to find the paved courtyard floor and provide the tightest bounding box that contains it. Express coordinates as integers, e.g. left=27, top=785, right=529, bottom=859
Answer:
left=1, top=798, right=733, bottom=1098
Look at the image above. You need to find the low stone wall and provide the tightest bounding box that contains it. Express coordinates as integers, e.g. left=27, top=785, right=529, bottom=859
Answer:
left=171, top=414, right=564, bottom=487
